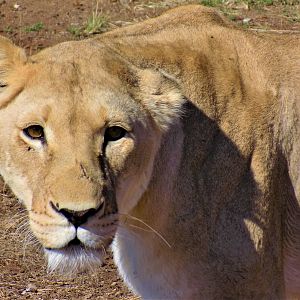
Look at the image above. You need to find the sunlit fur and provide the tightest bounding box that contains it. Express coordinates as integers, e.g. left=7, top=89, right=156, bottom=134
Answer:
left=1, top=4, right=300, bottom=300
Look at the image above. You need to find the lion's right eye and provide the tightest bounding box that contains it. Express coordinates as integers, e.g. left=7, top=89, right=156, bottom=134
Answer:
left=104, top=126, right=127, bottom=142
left=23, top=125, right=45, bottom=141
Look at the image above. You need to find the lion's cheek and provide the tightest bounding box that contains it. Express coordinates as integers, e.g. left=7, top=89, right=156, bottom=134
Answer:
left=116, top=171, right=152, bottom=214
left=115, top=141, right=160, bottom=214
left=0, top=152, right=33, bottom=209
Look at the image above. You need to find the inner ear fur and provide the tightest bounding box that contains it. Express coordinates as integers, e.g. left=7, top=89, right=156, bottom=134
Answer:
left=135, top=68, right=185, bottom=131
left=0, top=36, right=27, bottom=108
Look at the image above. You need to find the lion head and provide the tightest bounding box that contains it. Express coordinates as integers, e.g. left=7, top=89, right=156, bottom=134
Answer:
left=0, top=36, right=184, bottom=273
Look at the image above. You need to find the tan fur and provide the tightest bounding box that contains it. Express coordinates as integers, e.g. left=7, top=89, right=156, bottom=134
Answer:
left=0, top=5, right=300, bottom=299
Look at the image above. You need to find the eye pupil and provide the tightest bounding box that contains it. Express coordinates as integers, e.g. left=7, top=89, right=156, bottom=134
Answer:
left=105, top=126, right=126, bottom=142
left=23, top=125, right=44, bottom=140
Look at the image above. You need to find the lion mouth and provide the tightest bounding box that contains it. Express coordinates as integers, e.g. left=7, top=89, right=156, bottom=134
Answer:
left=67, top=236, right=87, bottom=247
left=66, top=234, right=114, bottom=249
left=43, top=221, right=117, bottom=274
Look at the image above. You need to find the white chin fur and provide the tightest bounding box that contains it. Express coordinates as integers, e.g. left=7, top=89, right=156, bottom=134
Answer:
left=44, top=246, right=104, bottom=275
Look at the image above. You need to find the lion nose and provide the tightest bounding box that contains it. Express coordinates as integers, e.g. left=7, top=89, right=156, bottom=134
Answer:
left=59, top=208, right=97, bottom=227
left=50, top=202, right=104, bottom=228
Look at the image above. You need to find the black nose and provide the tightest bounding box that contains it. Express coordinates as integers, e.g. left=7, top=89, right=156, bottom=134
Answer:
left=50, top=202, right=103, bottom=228
left=59, top=207, right=97, bottom=227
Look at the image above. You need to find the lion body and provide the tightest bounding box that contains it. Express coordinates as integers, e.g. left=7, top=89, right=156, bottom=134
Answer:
left=0, top=5, right=300, bottom=299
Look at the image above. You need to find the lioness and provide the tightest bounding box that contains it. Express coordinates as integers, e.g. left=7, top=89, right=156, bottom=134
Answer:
left=0, top=4, right=300, bottom=299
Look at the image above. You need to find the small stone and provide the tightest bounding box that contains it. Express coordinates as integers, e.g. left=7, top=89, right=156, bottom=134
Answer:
left=13, top=3, right=20, bottom=9
left=242, top=18, right=252, bottom=25
left=111, top=281, right=117, bottom=287
left=26, top=283, right=37, bottom=292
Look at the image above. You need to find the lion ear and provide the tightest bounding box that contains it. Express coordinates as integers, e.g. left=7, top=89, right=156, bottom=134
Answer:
left=137, top=69, right=185, bottom=131
left=0, top=36, right=27, bottom=107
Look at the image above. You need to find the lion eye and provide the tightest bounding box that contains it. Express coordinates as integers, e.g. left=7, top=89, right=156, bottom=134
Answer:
left=23, top=125, right=45, bottom=140
left=105, top=126, right=127, bottom=142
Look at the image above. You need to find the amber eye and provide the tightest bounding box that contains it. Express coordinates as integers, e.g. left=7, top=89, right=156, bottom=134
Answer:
left=23, top=125, right=45, bottom=140
left=105, top=126, right=127, bottom=142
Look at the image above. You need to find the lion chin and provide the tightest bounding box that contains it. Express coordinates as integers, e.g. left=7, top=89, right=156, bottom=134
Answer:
left=44, top=246, right=105, bottom=275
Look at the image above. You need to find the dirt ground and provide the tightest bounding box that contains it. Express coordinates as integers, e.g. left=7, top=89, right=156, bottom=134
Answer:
left=0, top=0, right=299, bottom=299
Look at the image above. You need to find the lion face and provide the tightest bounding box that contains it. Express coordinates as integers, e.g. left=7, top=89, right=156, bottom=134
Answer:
left=0, top=38, right=184, bottom=273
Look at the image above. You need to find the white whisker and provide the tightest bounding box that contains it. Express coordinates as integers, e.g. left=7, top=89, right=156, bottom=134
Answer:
left=116, top=223, right=146, bottom=242
left=129, top=224, right=153, bottom=233
left=118, top=213, right=172, bottom=248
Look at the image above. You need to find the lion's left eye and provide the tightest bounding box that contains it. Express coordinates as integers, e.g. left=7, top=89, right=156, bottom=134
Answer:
left=105, top=126, right=127, bottom=142
left=23, top=125, right=45, bottom=140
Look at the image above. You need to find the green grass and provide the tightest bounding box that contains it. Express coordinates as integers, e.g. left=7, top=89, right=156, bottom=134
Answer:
left=199, top=0, right=224, bottom=7
left=67, top=25, right=82, bottom=37
left=283, top=7, right=300, bottom=23
left=68, top=15, right=108, bottom=37
left=275, top=0, right=300, bottom=4
left=4, top=26, right=13, bottom=34
left=83, top=14, right=108, bottom=35
left=246, top=0, right=274, bottom=6
left=68, top=2, right=108, bottom=37
left=24, top=22, right=44, bottom=32
left=83, top=1, right=108, bottom=35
